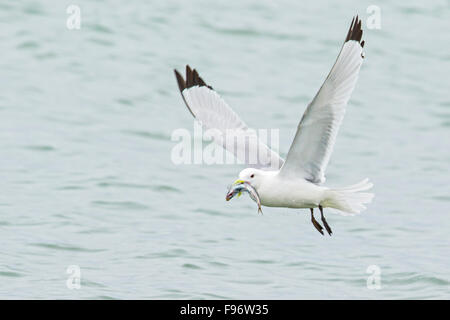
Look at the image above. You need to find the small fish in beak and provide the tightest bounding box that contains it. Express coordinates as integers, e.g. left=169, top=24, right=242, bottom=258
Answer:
left=226, top=180, right=262, bottom=214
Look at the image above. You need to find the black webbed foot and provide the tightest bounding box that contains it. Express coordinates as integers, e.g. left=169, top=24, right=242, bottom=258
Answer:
left=319, top=205, right=333, bottom=236
left=310, top=208, right=324, bottom=235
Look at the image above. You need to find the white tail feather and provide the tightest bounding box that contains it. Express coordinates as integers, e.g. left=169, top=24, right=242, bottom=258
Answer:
left=322, top=178, right=374, bottom=214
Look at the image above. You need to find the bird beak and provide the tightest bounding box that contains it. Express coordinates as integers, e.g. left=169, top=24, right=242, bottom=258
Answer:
left=225, top=179, right=246, bottom=201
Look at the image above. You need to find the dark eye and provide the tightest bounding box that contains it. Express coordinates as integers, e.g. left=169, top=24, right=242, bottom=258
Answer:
left=250, top=174, right=255, bottom=178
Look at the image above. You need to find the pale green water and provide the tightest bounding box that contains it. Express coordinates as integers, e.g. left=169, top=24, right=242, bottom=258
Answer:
left=0, top=0, right=449, bottom=299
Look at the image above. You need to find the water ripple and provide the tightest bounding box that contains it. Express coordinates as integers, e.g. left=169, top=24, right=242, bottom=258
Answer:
left=31, top=243, right=105, bottom=253
left=91, top=200, right=150, bottom=210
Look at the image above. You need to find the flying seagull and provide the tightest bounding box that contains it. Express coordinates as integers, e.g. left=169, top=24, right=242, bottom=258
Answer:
left=174, top=16, right=373, bottom=235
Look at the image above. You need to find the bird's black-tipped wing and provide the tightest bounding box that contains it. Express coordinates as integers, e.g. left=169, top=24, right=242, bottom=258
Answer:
left=280, top=16, right=366, bottom=183
left=174, top=65, right=284, bottom=169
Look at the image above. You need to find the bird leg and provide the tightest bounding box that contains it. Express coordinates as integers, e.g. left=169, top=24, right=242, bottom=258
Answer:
left=310, top=208, right=324, bottom=235
left=319, top=205, right=332, bottom=236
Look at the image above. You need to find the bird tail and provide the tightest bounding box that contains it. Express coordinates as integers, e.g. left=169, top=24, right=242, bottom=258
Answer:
left=321, top=178, right=374, bottom=214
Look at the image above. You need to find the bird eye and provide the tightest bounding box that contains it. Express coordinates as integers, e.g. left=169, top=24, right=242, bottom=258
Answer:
left=250, top=174, right=255, bottom=178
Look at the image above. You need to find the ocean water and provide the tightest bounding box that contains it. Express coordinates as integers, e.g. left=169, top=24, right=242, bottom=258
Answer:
left=0, top=0, right=449, bottom=299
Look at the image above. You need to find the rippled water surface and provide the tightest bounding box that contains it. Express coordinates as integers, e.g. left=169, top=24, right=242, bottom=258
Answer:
left=0, top=0, right=449, bottom=299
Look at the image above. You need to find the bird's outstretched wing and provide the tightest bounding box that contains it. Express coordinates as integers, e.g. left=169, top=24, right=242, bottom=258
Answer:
left=279, top=16, right=366, bottom=183
left=174, top=65, right=284, bottom=169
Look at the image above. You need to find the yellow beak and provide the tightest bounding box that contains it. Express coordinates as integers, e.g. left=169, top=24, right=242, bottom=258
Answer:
left=232, top=179, right=246, bottom=198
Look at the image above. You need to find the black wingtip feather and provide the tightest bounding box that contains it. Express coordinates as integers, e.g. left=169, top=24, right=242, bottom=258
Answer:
left=174, top=69, right=186, bottom=92
left=186, top=65, right=194, bottom=88
left=345, top=15, right=364, bottom=46
left=174, top=65, right=213, bottom=92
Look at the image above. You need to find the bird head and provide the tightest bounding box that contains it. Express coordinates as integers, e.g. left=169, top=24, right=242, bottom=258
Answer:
left=234, top=168, right=263, bottom=189
left=225, top=168, right=263, bottom=201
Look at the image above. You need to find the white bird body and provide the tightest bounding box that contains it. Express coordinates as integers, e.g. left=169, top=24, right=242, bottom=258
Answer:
left=240, top=169, right=325, bottom=209
left=174, top=16, right=373, bottom=234
left=260, top=180, right=325, bottom=209
left=237, top=168, right=373, bottom=213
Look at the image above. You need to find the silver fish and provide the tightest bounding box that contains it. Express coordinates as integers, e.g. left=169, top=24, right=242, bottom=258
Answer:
left=226, top=182, right=262, bottom=214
